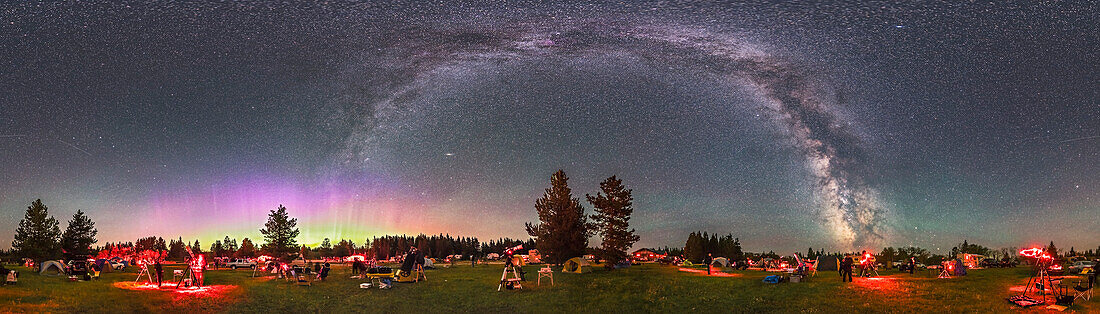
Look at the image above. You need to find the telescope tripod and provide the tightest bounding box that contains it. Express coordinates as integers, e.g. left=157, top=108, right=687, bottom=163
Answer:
left=498, top=263, right=523, bottom=291
left=1021, top=265, right=1059, bottom=303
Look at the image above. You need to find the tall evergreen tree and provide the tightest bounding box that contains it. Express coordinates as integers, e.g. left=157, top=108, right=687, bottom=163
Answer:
left=683, top=232, right=705, bottom=263
left=12, top=199, right=63, bottom=262
left=60, top=210, right=97, bottom=257
left=526, top=170, right=591, bottom=264
left=236, top=238, right=257, bottom=258
left=319, top=238, right=334, bottom=258
left=587, top=176, right=639, bottom=268
left=190, top=240, right=203, bottom=254
left=260, top=204, right=300, bottom=260
left=224, top=236, right=238, bottom=253
left=168, top=237, right=186, bottom=260
left=210, top=240, right=224, bottom=257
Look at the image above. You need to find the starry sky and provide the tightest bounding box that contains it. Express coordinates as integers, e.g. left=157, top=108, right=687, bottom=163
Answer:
left=1, top=1, right=1097, bottom=254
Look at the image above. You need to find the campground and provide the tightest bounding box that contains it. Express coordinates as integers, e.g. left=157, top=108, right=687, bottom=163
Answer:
left=0, top=263, right=1095, bottom=313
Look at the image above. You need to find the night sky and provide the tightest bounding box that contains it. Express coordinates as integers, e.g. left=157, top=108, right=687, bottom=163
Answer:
left=1, top=1, right=1097, bottom=254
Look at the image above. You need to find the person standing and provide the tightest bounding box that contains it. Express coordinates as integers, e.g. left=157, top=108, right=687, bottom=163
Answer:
left=841, top=253, right=854, bottom=282
left=858, top=250, right=868, bottom=277
left=154, top=260, right=164, bottom=287
left=908, top=257, right=916, bottom=274
left=704, top=253, right=713, bottom=275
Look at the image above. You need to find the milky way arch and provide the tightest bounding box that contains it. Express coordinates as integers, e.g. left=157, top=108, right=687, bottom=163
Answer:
left=333, top=22, right=889, bottom=249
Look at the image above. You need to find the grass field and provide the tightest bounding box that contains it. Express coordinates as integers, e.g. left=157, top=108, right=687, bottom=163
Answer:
left=0, top=263, right=1095, bottom=313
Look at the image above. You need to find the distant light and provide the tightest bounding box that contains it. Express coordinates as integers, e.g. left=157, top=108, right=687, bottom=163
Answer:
left=895, top=25, right=905, bottom=28
left=444, top=153, right=454, bottom=156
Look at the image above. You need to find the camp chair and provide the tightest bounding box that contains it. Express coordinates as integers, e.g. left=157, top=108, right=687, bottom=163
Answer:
left=1070, top=272, right=1095, bottom=301
left=4, top=270, right=17, bottom=285
left=295, top=272, right=312, bottom=286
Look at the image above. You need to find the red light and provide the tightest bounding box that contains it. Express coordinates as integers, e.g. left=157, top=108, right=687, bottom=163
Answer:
left=1050, top=264, right=1063, bottom=271
left=1019, top=248, right=1043, bottom=257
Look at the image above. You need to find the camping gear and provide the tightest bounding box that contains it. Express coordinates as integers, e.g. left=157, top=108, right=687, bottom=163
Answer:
left=1055, top=295, right=1074, bottom=306
left=1071, top=272, right=1095, bottom=301
left=763, top=275, right=782, bottom=283
left=538, top=266, right=553, bottom=286
left=292, top=265, right=311, bottom=286
left=368, top=266, right=392, bottom=274
left=362, top=270, right=396, bottom=289
left=711, top=257, right=729, bottom=268
left=5, top=271, right=17, bottom=284
left=562, top=257, right=592, bottom=274
left=1008, top=295, right=1044, bottom=307
left=39, top=260, right=66, bottom=276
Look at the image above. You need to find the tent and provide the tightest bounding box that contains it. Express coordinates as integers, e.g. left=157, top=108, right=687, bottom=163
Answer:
left=39, top=260, right=66, bottom=276
left=94, top=259, right=114, bottom=273
left=562, top=257, right=592, bottom=274
left=711, top=257, right=730, bottom=267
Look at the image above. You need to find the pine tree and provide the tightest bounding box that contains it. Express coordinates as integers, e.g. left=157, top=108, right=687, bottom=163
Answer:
left=260, top=205, right=300, bottom=260
left=588, top=176, right=640, bottom=268
left=210, top=240, right=224, bottom=257
left=190, top=240, right=203, bottom=254
left=526, top=170, right=590, bottom=264
left=1047, top=241, right=1059, bottom=258
left=683, top=232, right=705, bottom=263
left=168, top=237, right=186, bottom=260
left=224, top=236, right=238, bottom=253
left=334, top=239, right=351, bottom=257
left=60, top=210, right=97, bottom=257
left=237, top=238, right=257, bottom=258
left=320, top=238, right=334, bottom=258
left=12, top=199, right=62, bottom=262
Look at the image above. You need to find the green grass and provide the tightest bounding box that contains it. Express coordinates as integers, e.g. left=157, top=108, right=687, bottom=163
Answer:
left=1, top=263, right=1095, bottom=313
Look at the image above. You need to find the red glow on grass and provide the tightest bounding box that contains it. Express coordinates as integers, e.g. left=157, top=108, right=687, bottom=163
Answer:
left=113, top=281, right=237, bottom=298
left=677, top=267, right=742, bottom=277
left=851, top=277, right=901, bottom=291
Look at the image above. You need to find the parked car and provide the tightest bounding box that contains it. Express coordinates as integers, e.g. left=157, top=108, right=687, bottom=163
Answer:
left=108, top=260, right=126, bottom=270
left=980, top=258, right=998, bottom=268
left=226, top=258, right=257, bottom=269
left=1067, top=261, right=1096, bottom=273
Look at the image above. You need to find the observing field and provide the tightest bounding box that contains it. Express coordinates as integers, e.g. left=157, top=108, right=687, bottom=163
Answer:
left=0, top=263, right=1094, bottom=313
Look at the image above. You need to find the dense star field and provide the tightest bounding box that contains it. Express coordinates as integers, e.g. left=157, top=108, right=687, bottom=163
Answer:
left=0, top=1, right=1096, bottom=253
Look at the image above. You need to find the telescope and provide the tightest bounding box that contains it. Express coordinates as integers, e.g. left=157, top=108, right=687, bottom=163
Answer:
left=504, top=245, right=523, bottom=255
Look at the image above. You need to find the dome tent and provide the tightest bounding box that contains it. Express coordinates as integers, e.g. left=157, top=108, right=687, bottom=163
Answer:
left=711, top=257, right=730, bottom=267
left=562, top=257, right=592, bottom=274
left=39, top=260, right=66, bottom=276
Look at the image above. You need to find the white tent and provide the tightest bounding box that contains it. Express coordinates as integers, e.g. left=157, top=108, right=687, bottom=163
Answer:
left=711, top=257, right=730, bottom=267
left=39, top=260, right=66, bottom=276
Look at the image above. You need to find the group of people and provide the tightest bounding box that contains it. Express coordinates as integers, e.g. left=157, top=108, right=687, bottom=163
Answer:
left=839, top=252, right=918, bottom=282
